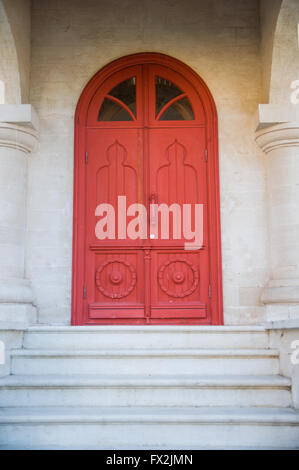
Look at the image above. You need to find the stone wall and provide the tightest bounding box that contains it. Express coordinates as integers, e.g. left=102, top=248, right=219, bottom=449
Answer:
left=2, top=0, right=31, bottom=103
left=0, top=1, right=22, bottom=103
left=270, top=0, right=299, bottom=104
left=259, top=0, right=282, bottom=102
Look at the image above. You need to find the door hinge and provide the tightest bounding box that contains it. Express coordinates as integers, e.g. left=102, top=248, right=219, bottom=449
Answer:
left=83, top=285, right=86, bottom=299
left=209, top=285, right=212, bottom=298
left=205, top=149, right=208, bottom=162
left=85, top=151, right=88, bottom=164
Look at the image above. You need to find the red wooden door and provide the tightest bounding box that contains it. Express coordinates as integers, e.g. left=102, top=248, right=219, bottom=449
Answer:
left=72, top=54, right=222, bottom=325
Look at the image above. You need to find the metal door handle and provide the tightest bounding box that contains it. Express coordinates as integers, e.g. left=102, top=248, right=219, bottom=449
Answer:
left=149, top=193, right=158, bottom=226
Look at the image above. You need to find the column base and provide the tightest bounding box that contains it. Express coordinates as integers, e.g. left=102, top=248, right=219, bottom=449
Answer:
left=262, top=279, right=299, bottom=322
left=0, top=278, right=37, bottom=326
left=0, top=304, right=37, bottom=326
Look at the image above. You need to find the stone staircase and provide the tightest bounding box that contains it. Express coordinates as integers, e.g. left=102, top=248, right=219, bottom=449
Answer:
left=0, top=325, right=298, bottom=449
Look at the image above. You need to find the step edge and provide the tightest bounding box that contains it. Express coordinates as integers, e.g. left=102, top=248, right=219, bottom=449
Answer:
left=10, top=348, right=280, bottom=357
left=25, top=325, right=267, bottom=333
left=0, top=382, right=291, bottom=390
left=0, top=407, right=298, bottom=425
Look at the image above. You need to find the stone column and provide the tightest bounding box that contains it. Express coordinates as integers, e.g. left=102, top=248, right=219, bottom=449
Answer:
left=0, top=105, right=39, bottom=325
left=255, top=106, right=299, bottom=321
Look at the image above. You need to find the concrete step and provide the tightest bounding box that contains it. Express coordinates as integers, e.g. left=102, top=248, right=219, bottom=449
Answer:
left=0, top=374, right=291, bottom=407
left=10, top=348, right=279, bottom=376
left=23, top=325, right=269, bottom=350
left=0, top=406, right=298, bottom=449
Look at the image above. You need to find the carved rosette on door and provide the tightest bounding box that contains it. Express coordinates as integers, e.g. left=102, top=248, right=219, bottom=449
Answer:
left=95, top=259, right=137, bottom=300
left=158, top=259, right=199, bottom=299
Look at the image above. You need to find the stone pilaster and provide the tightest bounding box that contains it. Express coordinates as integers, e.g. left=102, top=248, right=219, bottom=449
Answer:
left=255, top=106, right=299, bottom=322
left=0, top=105, right=39, bottom=325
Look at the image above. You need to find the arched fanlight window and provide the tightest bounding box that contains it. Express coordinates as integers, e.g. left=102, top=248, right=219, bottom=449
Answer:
left=155, top=76, right=194, bottom=121
left=98, top=77, right=136, bottom=121
left=98, top=75, right=194, bottom=122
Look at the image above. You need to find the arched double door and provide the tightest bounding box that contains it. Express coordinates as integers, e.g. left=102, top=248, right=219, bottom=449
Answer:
left=72, top=54, right=222, bottom=325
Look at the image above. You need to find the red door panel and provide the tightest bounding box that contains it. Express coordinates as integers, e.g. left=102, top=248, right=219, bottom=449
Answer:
left=148, top=127, right=208, bottom=244
left=86, top=128, right=145, bottom=247
left=148, top=127, right=209, bottom=323
left=87, top=249, right=145, bottom=322
left=84, top=129, right=146, bottom=323
left=150, top=250, right=208, bottom=323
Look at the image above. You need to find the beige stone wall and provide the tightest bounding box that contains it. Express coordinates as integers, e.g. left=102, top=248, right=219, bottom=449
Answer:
left=270, top=0, right=299, bottom=104
left=2, top=0, right=31, bottom=103
left=28, top=0, right=268, bottom=324
left=0, top=0, right=31, bottom=103
left=259, top=0, right=282, bottom=102
left=0, top=1, right=21, bottom=103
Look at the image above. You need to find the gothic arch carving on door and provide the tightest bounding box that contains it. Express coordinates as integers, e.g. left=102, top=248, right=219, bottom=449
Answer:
left=72, top=53, right=223, bottom=325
